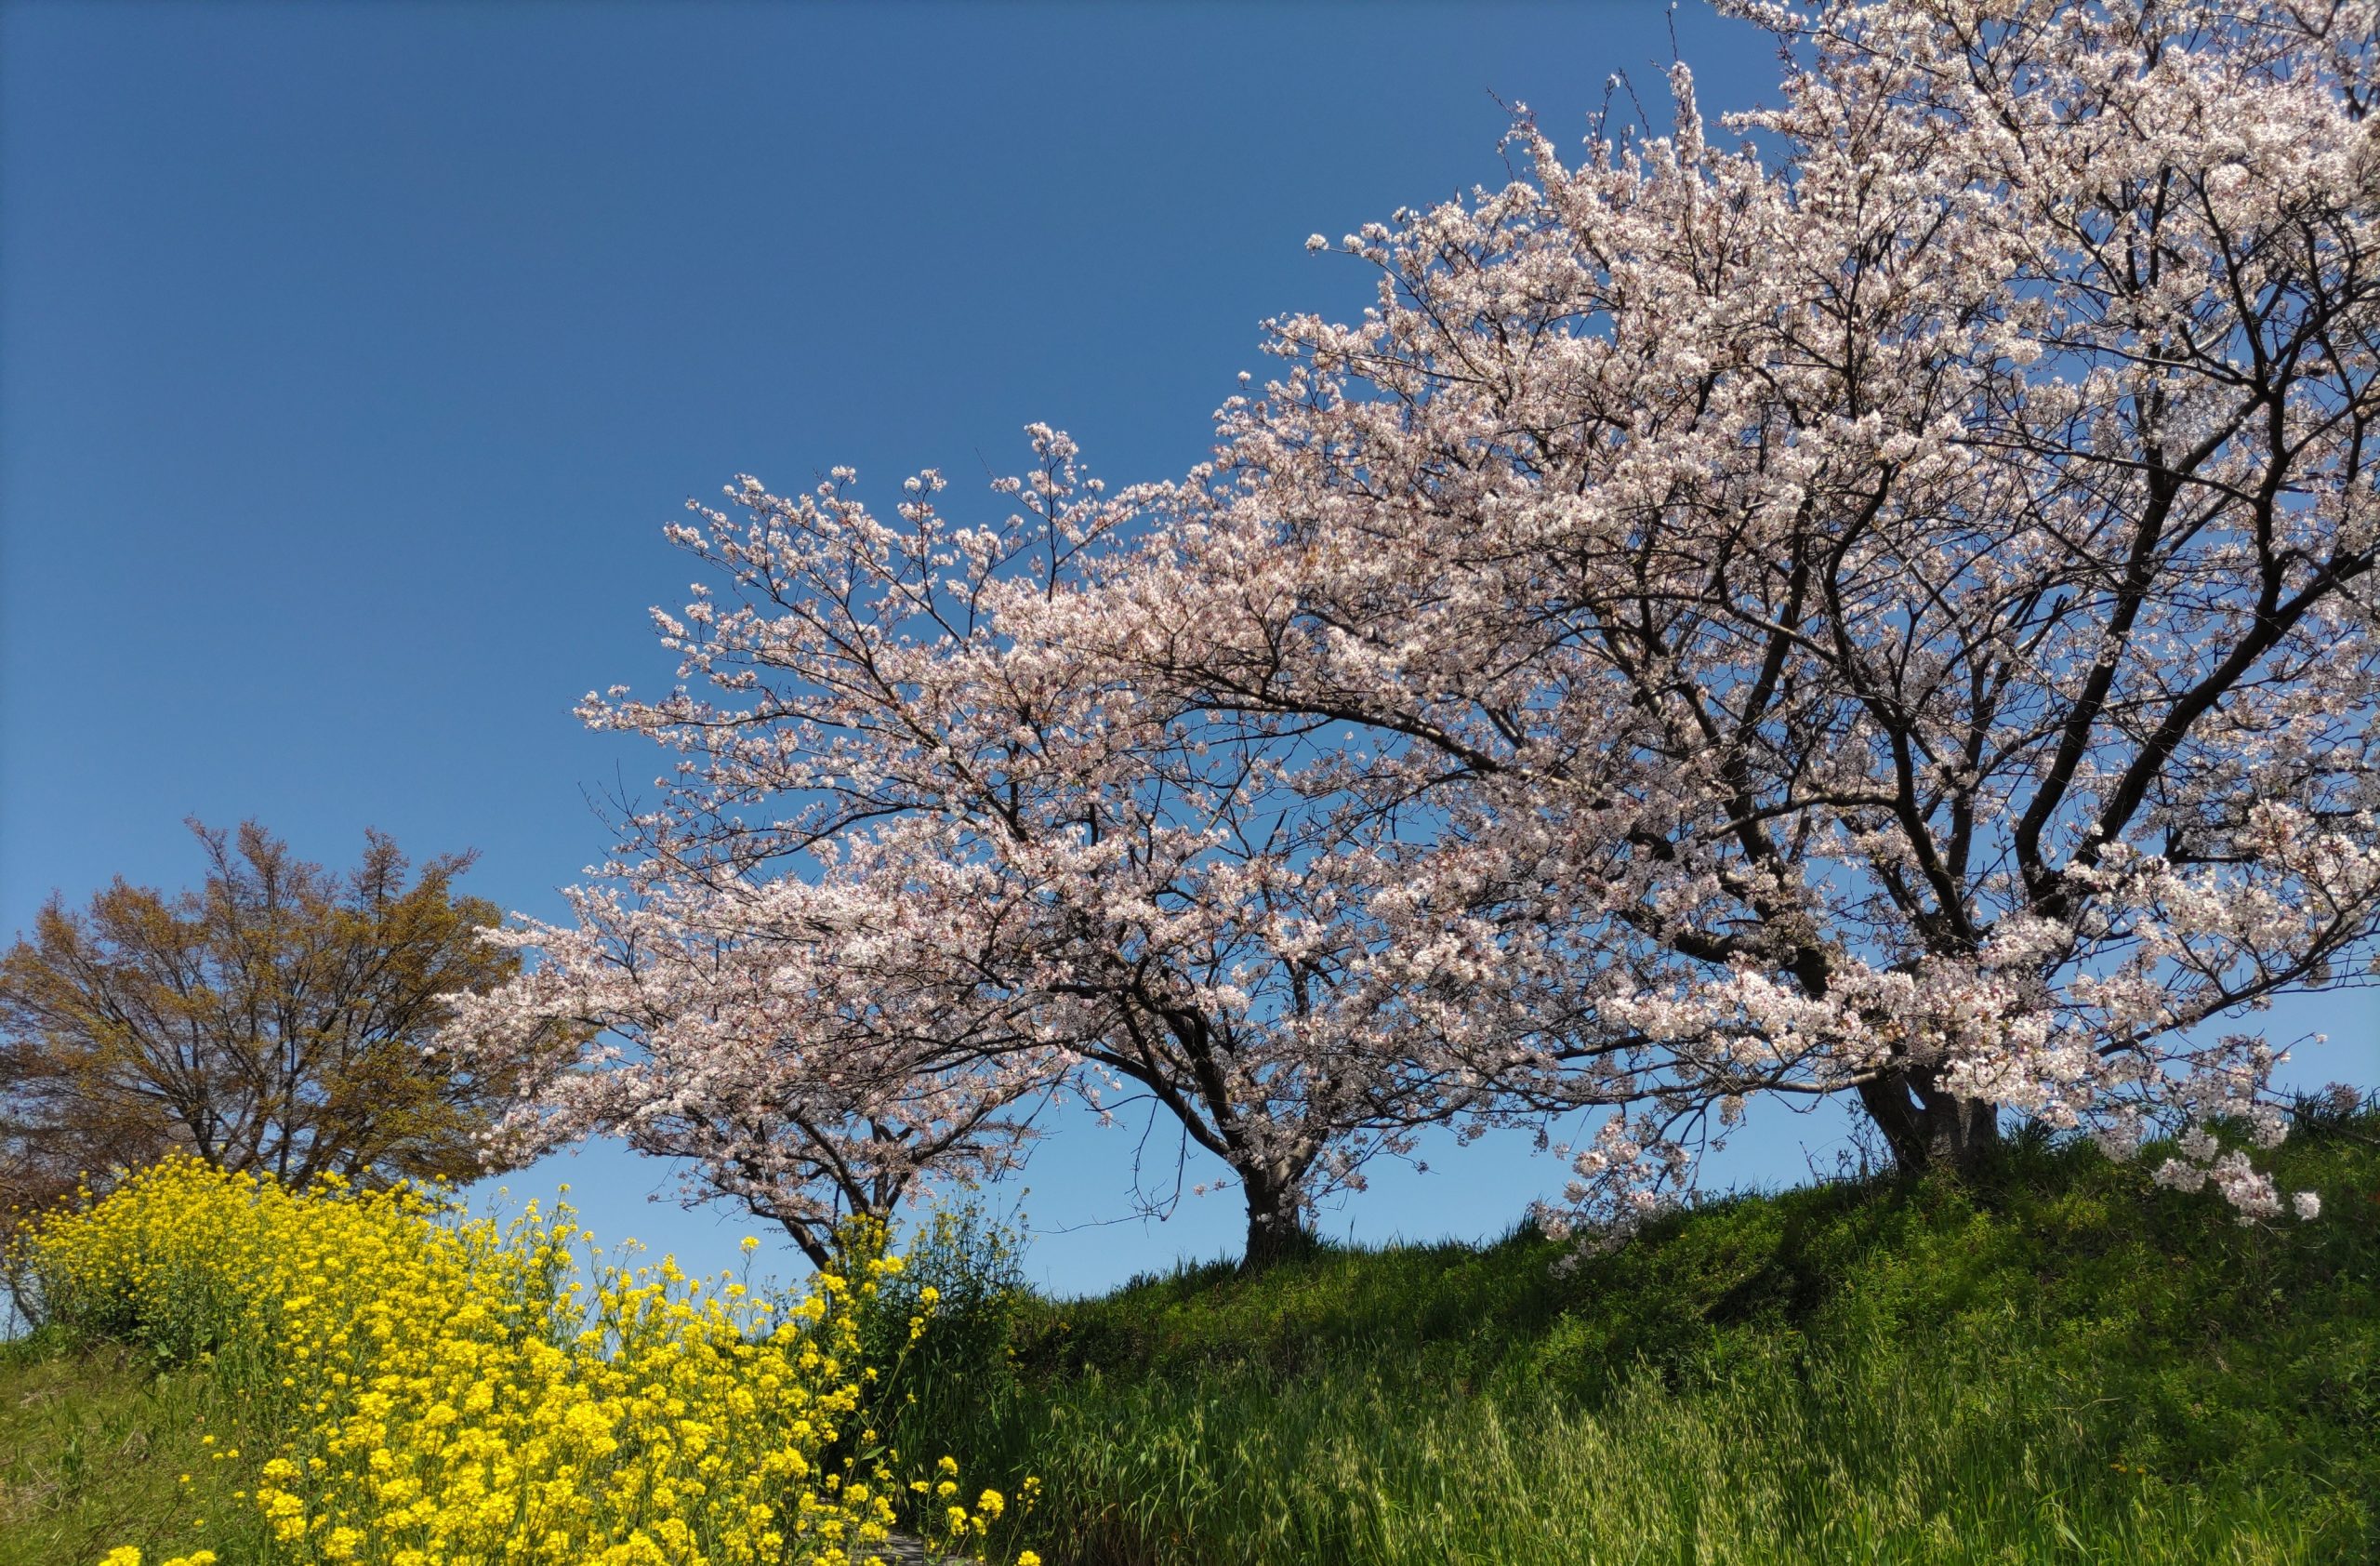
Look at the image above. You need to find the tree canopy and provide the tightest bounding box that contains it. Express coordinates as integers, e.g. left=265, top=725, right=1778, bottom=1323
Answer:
left=3, top=820, right=549, bottom=1230
left=456, top=0, right=2378, bottom=1261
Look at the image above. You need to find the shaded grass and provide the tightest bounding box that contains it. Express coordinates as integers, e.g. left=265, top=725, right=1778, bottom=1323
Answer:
left=893, top=1117, right=2380, bottom=1565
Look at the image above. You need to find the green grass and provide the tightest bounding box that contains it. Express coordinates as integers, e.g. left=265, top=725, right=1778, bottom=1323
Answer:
left=0, top=1329, right=275, bottom=1566
left=883, top=1116, right=2380, bottom=1566
left=6, top=1115, right=2374, bottom=1565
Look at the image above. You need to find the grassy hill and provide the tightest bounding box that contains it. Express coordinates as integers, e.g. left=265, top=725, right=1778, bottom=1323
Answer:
left=880, top=1111, right=2379, bottom=1566
left=5, top=1109, right=2374, bottom=1566
left=0, top=1329, right=275, bottom=1566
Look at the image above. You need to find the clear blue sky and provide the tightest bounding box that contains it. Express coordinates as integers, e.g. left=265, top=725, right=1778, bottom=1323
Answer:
left=5, top=1, right=2371, bottom=1297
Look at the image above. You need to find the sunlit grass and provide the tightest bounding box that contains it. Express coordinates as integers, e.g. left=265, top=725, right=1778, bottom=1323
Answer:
left=7, top=1117, right=2371, bottom=1565
left=895, top=1114, right=2379, bottom=1565
left=0, top=1333, right=272, bottom=1566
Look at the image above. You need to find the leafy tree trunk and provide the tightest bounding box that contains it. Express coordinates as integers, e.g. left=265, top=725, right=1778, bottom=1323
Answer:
left=1857, top=1068, right=2001, bottom=1175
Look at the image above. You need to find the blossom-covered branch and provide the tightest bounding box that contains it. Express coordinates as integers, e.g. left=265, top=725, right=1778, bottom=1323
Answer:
left=1065, top=0, right=2378, bottom=1226
left=458, top=431, right=1474, bottom=1266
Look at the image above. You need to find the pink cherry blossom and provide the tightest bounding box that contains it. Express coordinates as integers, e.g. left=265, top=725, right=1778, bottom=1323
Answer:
left=453, top=0, right=2372, bottom=1254
left=451, top=429, right=1473, bottom=1265
left=1053, top=0, right=2372, bottom=1227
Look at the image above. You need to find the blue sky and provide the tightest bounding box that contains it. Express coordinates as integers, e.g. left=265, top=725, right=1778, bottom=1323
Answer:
left=5, top=1, right=2371, bottom=1297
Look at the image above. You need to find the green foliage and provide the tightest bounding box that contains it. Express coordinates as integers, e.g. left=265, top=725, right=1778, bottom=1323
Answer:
left=5, top=1119, right=2373, bottom=1564
left=911, top=1115, right=2380, bottom=1565
left=863, top=1203, right=1036, bottom=1465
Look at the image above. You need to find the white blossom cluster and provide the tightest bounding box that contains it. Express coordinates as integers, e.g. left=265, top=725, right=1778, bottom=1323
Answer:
left=446, top=0, right=2374, bottom=1251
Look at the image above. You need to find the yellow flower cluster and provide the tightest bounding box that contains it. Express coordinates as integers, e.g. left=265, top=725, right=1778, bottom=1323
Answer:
left=21, top=1158, right=1012, bottom=1566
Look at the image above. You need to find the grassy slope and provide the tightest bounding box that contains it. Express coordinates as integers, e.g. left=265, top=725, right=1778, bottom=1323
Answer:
left=893, top=1117, right=2380, bottom=1566
left=0, top=1332, right=275, bottom=1566
left=4, top=1117, right=2373, bottom=1566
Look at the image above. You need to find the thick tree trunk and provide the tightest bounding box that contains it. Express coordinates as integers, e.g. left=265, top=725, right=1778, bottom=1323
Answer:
left=1856, top=1068, right=2001, bottom=1175
left=1239, top=1176, right=1313, bottom=1271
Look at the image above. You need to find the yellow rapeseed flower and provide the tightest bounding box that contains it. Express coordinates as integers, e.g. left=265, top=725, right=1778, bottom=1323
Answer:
left=18, top=1156, right=1023, bottom=1566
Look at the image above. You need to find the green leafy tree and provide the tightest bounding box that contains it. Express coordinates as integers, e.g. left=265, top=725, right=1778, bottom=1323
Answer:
left=1, top=820, right=552, bottom=1229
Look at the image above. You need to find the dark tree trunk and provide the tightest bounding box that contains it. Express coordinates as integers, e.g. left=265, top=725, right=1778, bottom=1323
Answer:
left=1239, top=1175, right=1313, bottom=1271
left=1856, top=1068, right=2001, bottom=1174
left=778, top=1214, right=835, bottom=1273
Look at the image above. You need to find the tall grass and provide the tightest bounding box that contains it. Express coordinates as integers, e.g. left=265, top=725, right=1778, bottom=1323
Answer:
left=891, top=1115, right=2380, bottom=1565
left=7, top=1118, right=2371, bottom=1564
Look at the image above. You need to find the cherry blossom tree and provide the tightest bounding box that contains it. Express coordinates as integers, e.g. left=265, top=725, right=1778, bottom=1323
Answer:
left=457, top=431, right=1470, bottom=1267
left=1065, top=0, right=2379, bottom=1226
left=465, top=0, right=2373, bottom=1249
left=443, top=872, right=1056, bottom=1268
